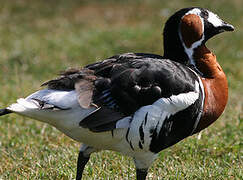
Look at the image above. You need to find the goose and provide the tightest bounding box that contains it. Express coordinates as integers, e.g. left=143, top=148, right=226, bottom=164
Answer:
left=0, top=7, right=234, bottom=180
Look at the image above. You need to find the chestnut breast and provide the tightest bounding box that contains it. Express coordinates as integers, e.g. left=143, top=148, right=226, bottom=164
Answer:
left=193, top=46, right=228, bottom=133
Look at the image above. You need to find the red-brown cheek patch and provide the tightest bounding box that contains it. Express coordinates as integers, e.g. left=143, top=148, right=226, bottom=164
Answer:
left=180, top=14, right=203, bottom=48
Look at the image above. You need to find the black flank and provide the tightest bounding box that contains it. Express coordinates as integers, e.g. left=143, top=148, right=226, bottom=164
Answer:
left=129, top=141, right=134, bottom=151
left=139, top=141, right=143, bottom=149
left=139, top=122, right=145, bottom=144
left=150, top=88, right=203, bottom=153
left=144, top=112, right=148, bottom=125
left=126, top=128, right=130, bottom=143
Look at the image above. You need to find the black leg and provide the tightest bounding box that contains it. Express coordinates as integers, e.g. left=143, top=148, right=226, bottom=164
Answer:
left=136, top=168, right=148, bottom=180
left=76, top=151, right=90, bottom=180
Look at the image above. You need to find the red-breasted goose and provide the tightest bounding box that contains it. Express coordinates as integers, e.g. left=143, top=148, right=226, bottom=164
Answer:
left=0, top=7, right=234, bottom=180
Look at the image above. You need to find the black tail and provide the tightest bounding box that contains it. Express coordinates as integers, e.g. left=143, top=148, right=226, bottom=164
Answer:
left=0, top=108, right=12, bottom=116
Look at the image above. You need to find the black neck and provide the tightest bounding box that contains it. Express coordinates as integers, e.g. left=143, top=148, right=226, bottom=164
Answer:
left=163, top=8, right=193, bottom=65
left=163, top=33, right=189, bottom=65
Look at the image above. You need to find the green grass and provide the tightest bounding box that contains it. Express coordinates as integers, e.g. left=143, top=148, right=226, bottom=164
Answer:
left=0, top=0, right=242, bottom=179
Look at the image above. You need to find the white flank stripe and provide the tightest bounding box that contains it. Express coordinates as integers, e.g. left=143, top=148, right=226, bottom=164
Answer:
left=154, top=81, right=199, bottom=112
left=118, top=81, right=200, bottom=151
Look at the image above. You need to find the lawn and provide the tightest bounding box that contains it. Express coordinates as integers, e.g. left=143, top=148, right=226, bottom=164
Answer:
left=0, top=0, right=242, bottom=179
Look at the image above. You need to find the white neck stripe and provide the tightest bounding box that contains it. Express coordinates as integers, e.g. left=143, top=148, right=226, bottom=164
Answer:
left=178, top=9, right=205, bottom=75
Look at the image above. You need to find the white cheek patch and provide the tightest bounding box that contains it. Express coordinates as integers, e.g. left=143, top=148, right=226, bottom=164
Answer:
left=207, top=11, right=223, bottom=27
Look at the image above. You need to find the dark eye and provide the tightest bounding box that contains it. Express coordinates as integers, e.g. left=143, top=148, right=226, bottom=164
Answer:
left=200, top=10, right=208, bottom=19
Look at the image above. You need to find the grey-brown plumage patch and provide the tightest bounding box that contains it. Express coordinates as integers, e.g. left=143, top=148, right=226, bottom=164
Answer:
left=75, top=78, right=96, bottom=109
left=41, top=68, right=97, bottom=109
left=41, top=68, right=95, bottom=91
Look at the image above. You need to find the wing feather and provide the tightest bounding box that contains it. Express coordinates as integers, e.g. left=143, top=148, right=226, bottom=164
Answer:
left=40, top=53, right=200, bottom=133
